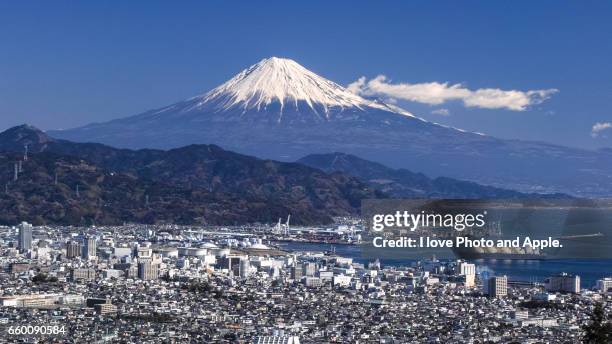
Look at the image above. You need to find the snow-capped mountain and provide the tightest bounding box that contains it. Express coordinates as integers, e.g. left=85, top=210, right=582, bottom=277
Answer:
left=137, top=56, right=416, bottom=125
left=49, top=57, right=612, bottom=196
left=193, top=57, right=412, bottom=119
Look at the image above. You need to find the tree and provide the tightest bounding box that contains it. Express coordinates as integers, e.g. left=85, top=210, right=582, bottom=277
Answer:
left=32, top=273, right=48, bottom=283
left=32, top=273, right=56, bottom=284
left=582, top=303, right=612, bottom=344
left=223, top=332, right=237, bottom=341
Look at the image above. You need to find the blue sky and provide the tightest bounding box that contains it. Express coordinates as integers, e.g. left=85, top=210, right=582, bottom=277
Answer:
left=0, top=1, right=610, bottom=149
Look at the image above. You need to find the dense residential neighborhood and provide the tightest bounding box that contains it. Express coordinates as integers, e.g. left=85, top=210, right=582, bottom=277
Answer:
left=0, top=221, right=610, bottom=343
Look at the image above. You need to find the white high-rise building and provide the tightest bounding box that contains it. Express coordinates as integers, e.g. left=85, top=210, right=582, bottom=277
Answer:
left=239, top=259, right=251, bottom=278
left=458, top=262, right=476, bottom=276
left=82, top=236, right=97, bottom=260
left=304, top=262, right=316, bottom=277
left=487, top=276, right=508, bottom=297
left=545, top=273, right=580, bottom=294
left=66, top=240, right=81, bottom=258
left=254, top=336, right=300, bottom=344
left=138, top=261, right=160, bottom=280
left=596, top=277, right=612, bottom=293
left=18, top=222, right=33, bottom=253
left=458, top=262, right=476, bottom=288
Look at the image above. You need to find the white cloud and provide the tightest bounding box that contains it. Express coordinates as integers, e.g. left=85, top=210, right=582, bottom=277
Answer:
left=591, top=122, right=612, bottom=138
left=347, top=75, right=558, bottom=111
left=431, top=108, right=450, bottom=116
left=346, top=76, right=366, bottom=94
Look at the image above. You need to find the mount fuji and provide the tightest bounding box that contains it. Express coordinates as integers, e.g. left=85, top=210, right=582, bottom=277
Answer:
left=49, top=57, right=612, bottom=196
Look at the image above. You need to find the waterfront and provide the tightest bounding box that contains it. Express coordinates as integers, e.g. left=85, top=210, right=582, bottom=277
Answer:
left=1, top=222, right=610, bottom=343
left=278, top=241, right=612, bottom=288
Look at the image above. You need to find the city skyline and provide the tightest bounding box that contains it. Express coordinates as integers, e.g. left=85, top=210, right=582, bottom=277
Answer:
left=0, top=220, right=609, bottom=342
left=1, top=3, right=611, bottom=342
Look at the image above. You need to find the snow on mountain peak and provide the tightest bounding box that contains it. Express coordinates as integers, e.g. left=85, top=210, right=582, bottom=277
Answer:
left=193, top=57, right=413, bottom=117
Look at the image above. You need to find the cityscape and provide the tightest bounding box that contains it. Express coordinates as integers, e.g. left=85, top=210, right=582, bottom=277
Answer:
left=0, top=220, right=610, bottom=343
left=1, top=2, right=612, bottom=343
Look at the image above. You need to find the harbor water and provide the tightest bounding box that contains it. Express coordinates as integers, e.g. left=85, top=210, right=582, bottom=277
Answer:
left=278, top=241, right=612, bottom=289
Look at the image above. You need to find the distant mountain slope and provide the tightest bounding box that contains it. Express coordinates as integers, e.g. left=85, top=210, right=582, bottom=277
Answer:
left=0, top=125, right=382, bottom=225
left=298, top=152, right=558, bottom=199
left=0, top=152, right=290, bottom=226
left=47, top=57, right=612, bottom=196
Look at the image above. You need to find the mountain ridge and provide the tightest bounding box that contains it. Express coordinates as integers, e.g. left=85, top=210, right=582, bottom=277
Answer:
left=298, top=152, right=566, bottom=199
left=0, top=125, right=383, bottom=226
left=44, top=57, right=612, bottom=196
left=1, top=125, right=562, bottom=199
